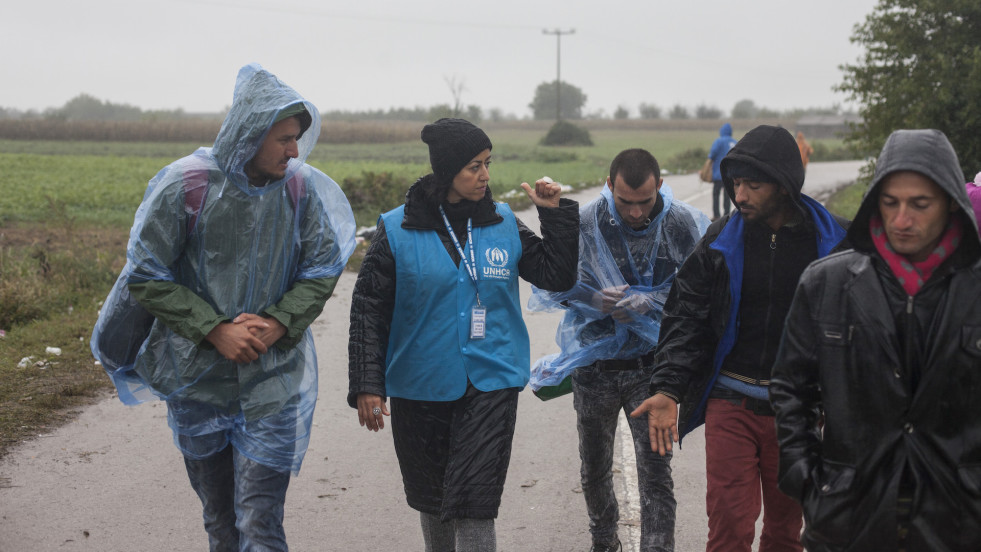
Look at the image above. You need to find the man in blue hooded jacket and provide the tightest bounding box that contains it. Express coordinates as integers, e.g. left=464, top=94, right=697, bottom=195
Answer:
left=530, top=149, right=708, bottom=551
left=632, top=126, right=848, bottom=552
left=708, top=123, right=738, bottom=221
left=92, top=64, right=356, bottom=551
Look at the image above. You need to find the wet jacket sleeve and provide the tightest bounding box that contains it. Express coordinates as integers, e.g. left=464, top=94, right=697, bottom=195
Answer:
left=770, top=276, right=823, bottom=503
left=130, top=276, right=337, bottom=349
left=348, top=220, right=395, bottom=407
left=128, top=280, right=228, bottom=346
left=261, top=276, right=339, bottom=349
left=516, top=198, right=580, bottom=292
left=649, top=237, right=718, bottom=402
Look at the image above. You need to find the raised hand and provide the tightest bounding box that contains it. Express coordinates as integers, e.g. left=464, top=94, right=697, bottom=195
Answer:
left=520, top=176, right=562, bottom=208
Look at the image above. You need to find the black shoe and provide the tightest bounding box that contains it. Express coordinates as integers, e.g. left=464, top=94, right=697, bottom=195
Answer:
left=589, top=538, right=622, bottom=552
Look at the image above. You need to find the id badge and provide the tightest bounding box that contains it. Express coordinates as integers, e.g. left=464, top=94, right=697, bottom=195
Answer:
left=470, top=306, right=487, bottom=339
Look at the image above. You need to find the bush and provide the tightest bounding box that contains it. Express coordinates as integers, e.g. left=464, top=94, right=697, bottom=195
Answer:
left=809, top=141, right=860, bottom=162
left=340, top=171, right=413, bottom=226
left=539, top=121, right=593, bottom=146
left=664, top=147, right=708, bottom=174
left=528, top=149, right=580, bottom=163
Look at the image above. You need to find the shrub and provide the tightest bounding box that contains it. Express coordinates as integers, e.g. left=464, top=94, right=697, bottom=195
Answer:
left=340, top=171, right=413, bottom=226
left=665, top=147, right=709, bottom=174
left=539, top=121, right=593, bottom=146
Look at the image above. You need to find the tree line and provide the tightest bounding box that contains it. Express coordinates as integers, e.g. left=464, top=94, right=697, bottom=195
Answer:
left=1, top=89, right=843, bottom=126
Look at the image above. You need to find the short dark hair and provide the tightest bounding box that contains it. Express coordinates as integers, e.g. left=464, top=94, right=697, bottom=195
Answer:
left=609, top=148, right=660, bottom=189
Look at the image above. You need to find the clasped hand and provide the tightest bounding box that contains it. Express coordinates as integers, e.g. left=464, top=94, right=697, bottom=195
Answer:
left=204, top=313, right=287, bottom=364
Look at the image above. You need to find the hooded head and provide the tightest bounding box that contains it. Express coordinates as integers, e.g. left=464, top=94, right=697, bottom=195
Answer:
left=848, top=129, right=980, bottom=260
left=721, top=125, right=804, bottom=206
left=212, top=63, right=321, bottom=191
left=719, top=123, right=733, bottom=138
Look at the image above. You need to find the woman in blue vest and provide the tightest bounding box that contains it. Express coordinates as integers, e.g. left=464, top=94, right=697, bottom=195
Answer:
left=348, top=118, right=580, bottom=551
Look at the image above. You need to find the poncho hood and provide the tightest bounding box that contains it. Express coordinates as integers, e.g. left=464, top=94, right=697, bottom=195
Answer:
left=212, top=63, right=321, bottom=192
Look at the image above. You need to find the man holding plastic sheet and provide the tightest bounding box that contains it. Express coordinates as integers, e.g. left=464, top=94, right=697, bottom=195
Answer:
left=770, top=129, right=981, bottom=551
left=633, top=125, right=849, bottom=552
left=529, top=149, right=708, bottom=552
left=90, top=64, right=356, bottom=551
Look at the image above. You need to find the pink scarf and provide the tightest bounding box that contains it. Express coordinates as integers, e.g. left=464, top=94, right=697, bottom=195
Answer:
left=870, top=213, right=963, bottom=296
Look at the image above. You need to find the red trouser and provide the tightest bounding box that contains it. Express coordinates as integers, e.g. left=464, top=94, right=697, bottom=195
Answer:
left=704, top=398, right=803, bottom=552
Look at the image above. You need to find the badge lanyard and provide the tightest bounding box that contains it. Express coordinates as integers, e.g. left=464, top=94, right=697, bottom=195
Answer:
left=439, top=206, right=486, bottom=339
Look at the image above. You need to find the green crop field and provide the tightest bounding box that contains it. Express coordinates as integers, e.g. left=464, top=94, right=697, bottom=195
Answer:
left=0, top=128, right=719, bottom=229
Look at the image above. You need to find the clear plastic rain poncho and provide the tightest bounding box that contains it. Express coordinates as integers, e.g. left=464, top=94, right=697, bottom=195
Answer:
left=90, top=64, right=356, bottom=474
left=528, top=184, right=708, bottom=391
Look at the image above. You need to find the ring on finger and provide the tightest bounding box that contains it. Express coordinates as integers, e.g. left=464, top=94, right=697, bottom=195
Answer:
left=372, top=406, right=382, bottom=416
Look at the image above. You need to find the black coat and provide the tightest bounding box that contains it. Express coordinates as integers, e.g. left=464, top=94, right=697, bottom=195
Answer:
left=770, top=129, right=981, bottom=551
left=649, top=125, right=849, bottom=440
left=348, top=175, right=580, bottom=406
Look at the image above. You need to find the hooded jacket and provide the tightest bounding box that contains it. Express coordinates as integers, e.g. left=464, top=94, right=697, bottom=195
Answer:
left=92, top=64, right=357, bottom=474
left=708, top=123, right=737, bottom=181
left=347, top=175, right=579, bottom=406
left=649, top=125, right=848, bottom=441
left=770, top=129, right=981, bottom=551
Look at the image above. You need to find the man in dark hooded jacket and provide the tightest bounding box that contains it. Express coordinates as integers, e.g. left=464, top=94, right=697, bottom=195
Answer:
left=631, top=125, right=848, bottom=552
left=770, top=129, right=981, bottom=552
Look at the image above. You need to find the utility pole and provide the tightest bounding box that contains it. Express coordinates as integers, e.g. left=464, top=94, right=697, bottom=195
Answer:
left=542, top=28, right=575, bottom=121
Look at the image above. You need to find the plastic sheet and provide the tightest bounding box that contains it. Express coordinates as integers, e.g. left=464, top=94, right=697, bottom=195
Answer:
left=90, top=64, right=356, bottom=473
left=529, top=184, right=708, bottom=391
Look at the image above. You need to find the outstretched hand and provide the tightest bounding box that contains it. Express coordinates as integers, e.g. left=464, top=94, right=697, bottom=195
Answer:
left=630, top=394, right=680, bottom=456
left=520, top=177, right=562, bottom=208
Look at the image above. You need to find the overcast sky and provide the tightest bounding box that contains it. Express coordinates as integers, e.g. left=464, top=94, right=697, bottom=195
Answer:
left=4, top=0, right=880, bottom=118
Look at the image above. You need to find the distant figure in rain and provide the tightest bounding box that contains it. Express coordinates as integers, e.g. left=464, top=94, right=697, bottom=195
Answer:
left=91, top=63, right=356, bottom=551
left=796, top=131, right=814, bottom=170
left=708, top=123, right=738, bottom=221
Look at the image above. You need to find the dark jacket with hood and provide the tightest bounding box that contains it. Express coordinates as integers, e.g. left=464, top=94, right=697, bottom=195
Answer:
left=770, top=129, right=981, bottom=552
left=347, top=174, right=580, bottom=407
left=649, top=125, right=849, bottom=441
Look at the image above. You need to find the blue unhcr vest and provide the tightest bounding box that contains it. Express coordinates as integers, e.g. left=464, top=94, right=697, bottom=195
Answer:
left=381, top=203, right=529, bottom=401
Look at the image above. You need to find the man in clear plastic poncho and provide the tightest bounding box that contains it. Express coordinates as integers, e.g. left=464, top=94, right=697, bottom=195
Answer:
left=91, top=63, right=355, bottom=551
left=529, top=149, right=708, bottom=552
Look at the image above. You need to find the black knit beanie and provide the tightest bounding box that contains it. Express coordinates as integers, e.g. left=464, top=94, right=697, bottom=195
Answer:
left=421, top=118, right=493, bottom=182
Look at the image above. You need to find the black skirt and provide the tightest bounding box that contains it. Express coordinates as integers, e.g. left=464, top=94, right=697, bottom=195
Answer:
left=391, top=383, right=520, bottom=521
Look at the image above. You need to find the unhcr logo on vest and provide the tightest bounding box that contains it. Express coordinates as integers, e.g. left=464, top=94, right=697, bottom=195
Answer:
left=483, top=247, right=511, bottom=280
